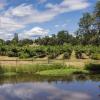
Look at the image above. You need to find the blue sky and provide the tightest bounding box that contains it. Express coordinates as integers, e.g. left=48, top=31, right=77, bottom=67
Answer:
left=0, top=0, right=97, bottom=40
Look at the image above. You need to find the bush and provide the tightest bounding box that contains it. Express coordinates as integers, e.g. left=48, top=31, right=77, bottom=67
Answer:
left=63, top=52, right=71, bottom=59
left=48, top=53, right=59, bottom=59
left=75, top=51, right=83, bottom=59
left=91, top=53, right=100, bottom=60
left=37, top=54, right=46, bottom=58
left=8, top=51, right=18, bottom=57
left=19, top=52, right=30, bottom=59
left=85, top=63, right=100, bottom=72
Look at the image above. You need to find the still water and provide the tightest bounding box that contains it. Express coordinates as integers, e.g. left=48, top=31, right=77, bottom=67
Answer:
left=0, top=74, right=100, bottom=100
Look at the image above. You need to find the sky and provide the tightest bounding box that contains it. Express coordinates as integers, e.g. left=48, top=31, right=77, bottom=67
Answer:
left=0, top=0, right=97, bottom=40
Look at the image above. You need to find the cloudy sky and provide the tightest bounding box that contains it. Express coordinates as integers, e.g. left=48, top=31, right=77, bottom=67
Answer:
left=0, top=0, right=97, bottom=40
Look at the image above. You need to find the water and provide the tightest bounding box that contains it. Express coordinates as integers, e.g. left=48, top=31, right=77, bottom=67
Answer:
left=0, top=74, right=100, bottom=100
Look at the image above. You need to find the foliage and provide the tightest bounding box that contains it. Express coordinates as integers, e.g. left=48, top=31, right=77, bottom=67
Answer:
left=63, top=52, right=71, bottom=59
left=0, top=64, right=66, bottom=75
left=36, top=69, right=79, bottom=76
left=19, top=52, right=30, bottom=59
left=91, top=53, right=100, bottom=60
left=85, top=63, right=100, bottom=72
left=0, top=1, right=100, bottom=59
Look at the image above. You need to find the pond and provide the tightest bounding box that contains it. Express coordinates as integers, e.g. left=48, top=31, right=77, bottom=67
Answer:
left=0, top=74, right=100, bottom=100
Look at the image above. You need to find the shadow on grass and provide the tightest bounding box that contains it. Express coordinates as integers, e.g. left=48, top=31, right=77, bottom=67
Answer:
left=85, top=63, right=100, bottom=74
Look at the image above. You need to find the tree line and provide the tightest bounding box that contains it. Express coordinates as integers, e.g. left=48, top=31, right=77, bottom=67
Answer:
left=35, top=1, right=100, bottom=46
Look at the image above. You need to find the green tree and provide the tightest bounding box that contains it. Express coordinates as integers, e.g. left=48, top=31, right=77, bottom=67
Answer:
left=93, top=1, right=100, bottom=45
left=19, top=39, right=33, bottom=46
left=12, top=33, right=19, bottom=44
left=57, top=30, right=70, bottom=45
left=94, top=1, right=100, bottom=34
left=0, top=39, right=5, bottom=46
left=76, top=13, right=94, bottom=45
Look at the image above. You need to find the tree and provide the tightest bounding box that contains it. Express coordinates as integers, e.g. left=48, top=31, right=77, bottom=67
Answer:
left=19, top=39, right=33, bottom=46
left=79, top=13, right=93, bottom=35
left=0, top=39, right=5, bottom=46
left=94, top=1, right=100, bottom=34
left=76, top=13, right=94, bottom=45
left=12, top=33, right=19, bottom=44
left=57, top=30, right=70, bottom=45
left=93, top=1, right=100, bottom=45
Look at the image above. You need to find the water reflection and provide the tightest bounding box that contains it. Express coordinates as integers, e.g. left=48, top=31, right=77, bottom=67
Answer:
left=0, top=74, right=100, bottom=100
left=0, top=74, right=100, bottom=84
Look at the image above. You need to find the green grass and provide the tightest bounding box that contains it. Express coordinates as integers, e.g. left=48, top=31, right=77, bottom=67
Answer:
left=1, top=72, right=17, bottom=76
left=0, top=63, right=99, bottom=76
left=36, top=68, right=88, bottom=76
left=0, top=64, right=66, bottom=76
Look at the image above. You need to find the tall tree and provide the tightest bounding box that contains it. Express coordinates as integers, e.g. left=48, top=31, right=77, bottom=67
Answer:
left=12, top=33, right=19, bottom=44
left=76, top=13, right=94, bottom=45
left=0, top=39, right=5, bottom=46
left=79, top=13, right=93, bottom=35
left=94, top=1, right=100, bottom=34
left=57, top=30, right=69, bottom=45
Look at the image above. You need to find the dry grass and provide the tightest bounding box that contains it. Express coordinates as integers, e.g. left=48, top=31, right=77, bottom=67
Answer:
left=0, top=56, right=100, bottom=68
left=56, top=54, right=64, bottom=59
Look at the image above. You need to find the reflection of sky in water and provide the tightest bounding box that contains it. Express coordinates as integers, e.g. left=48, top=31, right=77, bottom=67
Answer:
left=0, top=81, right=99, bottom=100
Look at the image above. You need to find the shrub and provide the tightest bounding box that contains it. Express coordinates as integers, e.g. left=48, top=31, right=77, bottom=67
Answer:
left=91, top=53, right=100, bottom=60
left=75, top=51, right=83, bottom=59
left=85, top=63, right=100, bottom=72
left=19, top=52, right=30, bottom=59
left=63, top=52, right=71, bottom=59
left=48, top=53, right=59, bottom=59
left=8, top=51, right=18, bottom=57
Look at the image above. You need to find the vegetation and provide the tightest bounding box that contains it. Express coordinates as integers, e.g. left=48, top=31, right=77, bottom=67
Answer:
left=36, top=68, right=88, bottom=76
left=0, top=44, right=99, bottom=59
left=0, top=63, right=89, bottom=76
left=0, top=64, right=66, bottom=75
left=0, top=1, right=99, bottom=60
left=85, top=63, right=100, bottom=72
left=91, top=53, right=100, bottom=60
left=0, top=1, right=100, bottom=76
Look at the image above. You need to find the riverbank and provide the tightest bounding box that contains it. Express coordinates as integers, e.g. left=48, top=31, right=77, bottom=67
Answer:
left=0, top=63, right=99, bottom=76
left=36, top=69, right=88, bottom=76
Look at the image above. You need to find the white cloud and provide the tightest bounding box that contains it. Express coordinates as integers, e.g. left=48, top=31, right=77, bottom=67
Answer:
left=45, top=3, right=54, bottom=9
left=8, top=4, right=35, bottom=17
left=55, top=24, right=67, bottom=28
left=55, top=25, right=60, bottom=28
left=1, top=0, right=90, bottom=24
left=45, top=0, right=90, bottom=14
left=62, top=24, right=67, bottom=27
left=0, top=0, right=90, bottom=40
left=19, top=27, right=49, bottom=39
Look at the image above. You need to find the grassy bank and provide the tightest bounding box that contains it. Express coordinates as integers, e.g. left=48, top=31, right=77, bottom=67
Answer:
left=36, top=69, right=88, bottom=76
left=0, top=64, right=66, bottom=76
left=0, top=63, right=99, bottom=76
